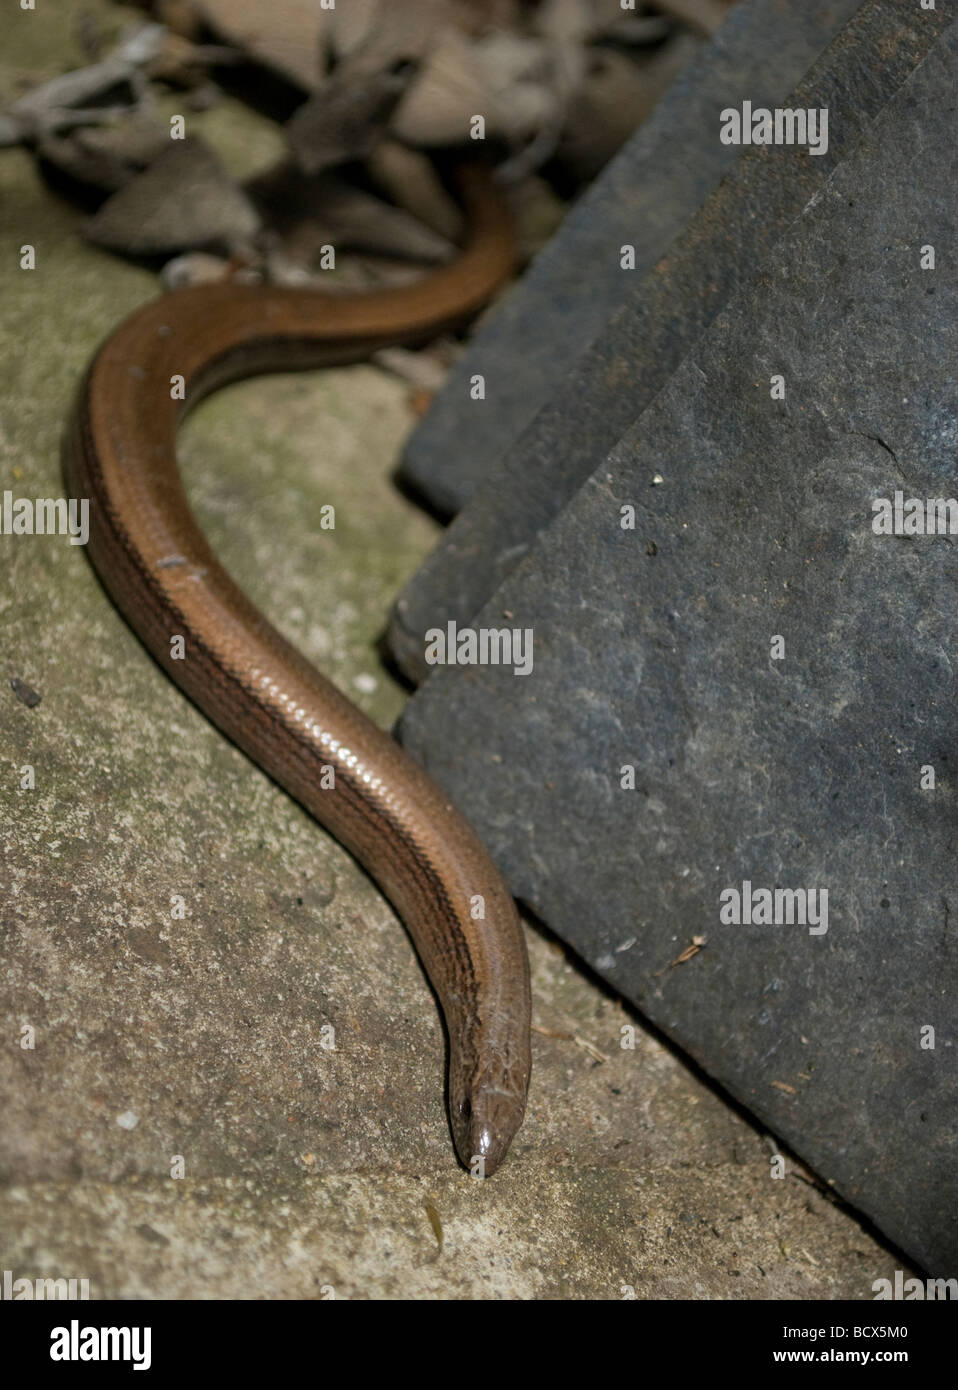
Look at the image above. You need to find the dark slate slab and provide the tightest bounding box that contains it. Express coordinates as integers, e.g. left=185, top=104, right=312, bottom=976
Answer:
left=388, top=0, right=949, bottom=685
left=398, top=0, right=866, bottom=518
left=397, top=23, right=958, bottom=1271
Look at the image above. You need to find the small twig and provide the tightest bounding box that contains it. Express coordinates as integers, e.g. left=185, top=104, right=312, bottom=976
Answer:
left=532, top=1024, right=608, bottom=1064
left=9, top=23, right=164, bottom=140
left=574, top=1034, right=609, bottom=1064
left=532, top=1024, right=574, bottom=1040
left=652, top=934, right=707, bottom=975
left=424, top=1200, right=444, bottom=1253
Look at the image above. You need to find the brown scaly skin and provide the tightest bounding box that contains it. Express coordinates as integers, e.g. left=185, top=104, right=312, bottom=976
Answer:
left=63, top=166, right=531, bottom=1175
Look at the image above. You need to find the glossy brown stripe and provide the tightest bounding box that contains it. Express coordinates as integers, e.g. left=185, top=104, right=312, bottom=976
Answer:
left=63, top=165, right=531, bottom=1175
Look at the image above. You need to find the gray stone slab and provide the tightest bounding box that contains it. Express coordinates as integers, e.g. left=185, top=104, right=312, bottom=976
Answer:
left=396, top=22, right=958, bottom=1272
left=388, top=0, right=949, bottom=685
left=398, top=0, right=867, bottom=518
left=0, top=0, right=918, bottom=1303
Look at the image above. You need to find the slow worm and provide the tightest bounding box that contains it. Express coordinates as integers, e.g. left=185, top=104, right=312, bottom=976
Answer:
left=63, top=165, right=531, bottom=1175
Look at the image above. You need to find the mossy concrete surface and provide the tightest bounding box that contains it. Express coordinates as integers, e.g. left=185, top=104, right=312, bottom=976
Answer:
left=0, top=0, right=909, bottom=1299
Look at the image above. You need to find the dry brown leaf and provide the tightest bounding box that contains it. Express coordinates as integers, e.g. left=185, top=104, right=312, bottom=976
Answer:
left=37, top=113, right=170, bottom=193
left=366, top=142, right=464, bottom=243
left=330, top=0, right=448, bottom=76
left=85, top=138, right=260, bottom=255
left=390, top=29, right=486, bottom=147
left=307, top=177, right=455, bottom=262
left=285, top=66, right=412, bottom=175
left=10, top=24, right=164, bottom=140
left=193, top=0, right=331, bottom=90
left=392, top=28, right=562, bottom=148
left=474, top=33, right=559, bottom=143
left=249, top=160, right=454, bottom=262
